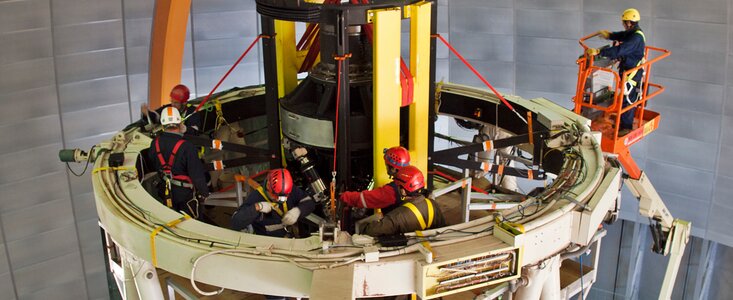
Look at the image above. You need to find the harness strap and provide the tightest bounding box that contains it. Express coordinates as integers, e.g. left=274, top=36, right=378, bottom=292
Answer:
left=403, top=199, right=435, bottom=230
left=246, top=178, right=285, bottom=216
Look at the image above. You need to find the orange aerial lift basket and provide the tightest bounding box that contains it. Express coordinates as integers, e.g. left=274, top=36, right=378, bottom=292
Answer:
left=573, top=32, right=670, bottom=179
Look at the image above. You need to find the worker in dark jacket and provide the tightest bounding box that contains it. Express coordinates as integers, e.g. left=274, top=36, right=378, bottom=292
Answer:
left=363, top=166, right=446, bottom=237
left=147, top=107, right=209, bottom=218
left=142, top=84, right=202, bottom=134
left=231, top=169, right=315, bottom=237
left=339, top=146, right=410, bottom=213
left=587, top=8, right=646, bottom=135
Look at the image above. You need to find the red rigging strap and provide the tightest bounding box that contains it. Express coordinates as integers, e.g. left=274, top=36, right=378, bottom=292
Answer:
left=195, top=34, right=268, bottom=112
left=432, top=34, right=527, bottom=124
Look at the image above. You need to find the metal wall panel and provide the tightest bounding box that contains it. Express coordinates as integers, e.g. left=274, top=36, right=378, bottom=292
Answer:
left=707, top=201, right=733, bottom=246
left=51, top=0, right=121, bottom=26
left=516, top=63, right=578, bottom=94
left=192, top=0, right=255, bottom=13
left=645, top=134, right=718, bottom=171
left=0, top=86, right=58, bottom=127
left=123, top=0, right=154, bottom=19
left=653, top=76, right=724, bottom=115
left=6, top=225, right=80, bottom=270
left=645, top=160, right=715, bottom=202
left=717, top=145, right=733, bottom=178
left=0, top=116, right=62, bottom=153
left=58, top=76, right=129, bottom=113
left=0, top=198, right=75, bottom=242
left=193, top=38, right=261, bottom=68
left=516, top=0, right=579, bottom=11
left=449, top=6, right=513, bottom=34
left=0, top=0, right=51, bottom=32
left=583, top=0, right=651, bottom=14
left=12, top=252, right=86, bottom=298
left=0, top=172, right=69, bottom=214
left=650, top=106, right=721, bottom=144
left=450, top=0, right=512, bottom=8
left=449, top=33, right=514, bottom=61
left=0, top=59, right=56, bottom=94
left=657, top=192, right=710, bottom=236
left=21, top=279, right=88, bottom=300
left=722, top=116, right=733, bottom=146
left=194, top=63, right=262, bottom=93
left=192, top=11, right=258, bottom=40
left=656, top=0, right=727, bottom=23
left=0, top=29, right=53, bottom=66
left=515, top=36, right=579, bottom=66
left=53, top=21, right=124, bottom=55
left=54, top=49, right=127, bottom=85
left=61, top=103, right=132, bottom=141
left=653, top=19, right=726, bottom=84
left=124, top=19, right=153, bottom=47
left=0, top=273, right=15, bottom=300
left=449, top=59, right=514, bottom=91
left=516, top=9, right=581, bottom=39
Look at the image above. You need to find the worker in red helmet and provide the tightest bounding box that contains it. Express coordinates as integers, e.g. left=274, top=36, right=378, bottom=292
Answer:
left=231, top=168, right=315, bottom=237
left=141, top=84, right=202, bottom=134
left=338, top=146, right=410, bottom=212
left=363, top=166, right=445, bottom=236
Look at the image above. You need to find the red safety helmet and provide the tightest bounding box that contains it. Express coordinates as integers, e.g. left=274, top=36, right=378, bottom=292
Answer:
left=394, top=166, right=425, bottom=193
left=170, top=84, right=190, bottom=103
left=383, top=146, right=410, bottom=169
left=267, top=168, right=293, bottom=202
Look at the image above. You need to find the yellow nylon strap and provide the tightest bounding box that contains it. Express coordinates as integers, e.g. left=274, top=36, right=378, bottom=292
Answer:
left=414, top=230, right=434, bottom=254
left=92, top=166, right=135, bottom=174
left=150, top=214, right=192, bottom=267
left=247, top=178, right=285, bottom=216
left=426, top=199, right=434, bottom=229
left=403, top=202, right=427, bottom=230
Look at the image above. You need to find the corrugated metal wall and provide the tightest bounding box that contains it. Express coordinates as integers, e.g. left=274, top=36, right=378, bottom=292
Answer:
left=0, top=0, right=732, bottom=299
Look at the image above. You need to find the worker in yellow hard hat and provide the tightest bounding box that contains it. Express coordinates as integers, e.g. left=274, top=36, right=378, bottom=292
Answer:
left=586, top=8, right=645, bottom=136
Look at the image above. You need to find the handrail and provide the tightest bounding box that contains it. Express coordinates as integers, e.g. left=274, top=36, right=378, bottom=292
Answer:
left=579, top=31, right=602, bottom=50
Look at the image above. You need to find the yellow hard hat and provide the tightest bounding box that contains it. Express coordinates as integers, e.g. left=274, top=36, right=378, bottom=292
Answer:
left=621, top=8, right=640, bottom=22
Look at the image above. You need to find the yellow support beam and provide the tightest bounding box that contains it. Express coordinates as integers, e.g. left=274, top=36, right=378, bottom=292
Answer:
left=148, top=0, right=191, bottom=109
left=275, top=20, right=298, bottom=97
left=409, top=2, right=432, bottom=176
left=372, top=8, right=402, bottom=187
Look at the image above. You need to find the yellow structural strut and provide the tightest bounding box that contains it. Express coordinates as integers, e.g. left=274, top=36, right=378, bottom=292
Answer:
left=408, top=1, right=432, bottom=176
left=372, top=8, right=402, bottom=187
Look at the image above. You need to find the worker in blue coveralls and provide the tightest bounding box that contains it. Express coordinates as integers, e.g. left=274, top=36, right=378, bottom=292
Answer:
left=231, top=168, right=315, bottom=238
left=586, top=8, right=646, bottom=136
left=147, top=107, right=209, bottom=218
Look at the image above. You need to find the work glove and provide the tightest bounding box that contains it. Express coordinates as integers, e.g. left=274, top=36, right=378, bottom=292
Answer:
left=599, top=30, right=610, bottom=39
left=586, top=48, right=600, bottom=56
left=281, top=207, right=301, bottom=226
left=256, top=201, right=272, bottom=213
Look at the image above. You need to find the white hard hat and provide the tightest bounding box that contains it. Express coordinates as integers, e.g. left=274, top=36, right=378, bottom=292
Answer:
left=160, top=106, right=182, bottom=126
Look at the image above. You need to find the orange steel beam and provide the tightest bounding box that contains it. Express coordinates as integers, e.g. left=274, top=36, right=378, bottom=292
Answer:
left=148, top=0, right=191, bottom=109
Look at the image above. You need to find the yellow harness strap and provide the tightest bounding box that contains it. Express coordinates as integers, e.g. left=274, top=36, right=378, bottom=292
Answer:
left=626, top=30, right=647, bottom=86
left=150, top=214, right=192, bottom=267
left=403, top=199, right=435, bottom=230
left=247, top=178, right=285, bottom=216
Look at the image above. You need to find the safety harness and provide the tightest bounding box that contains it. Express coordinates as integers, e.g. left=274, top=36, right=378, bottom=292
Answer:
left=403, top=198, right=436, bottom=230
left=155, top=137, right=193, bottom=208
left=623, top=30, right=646, bottom=104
